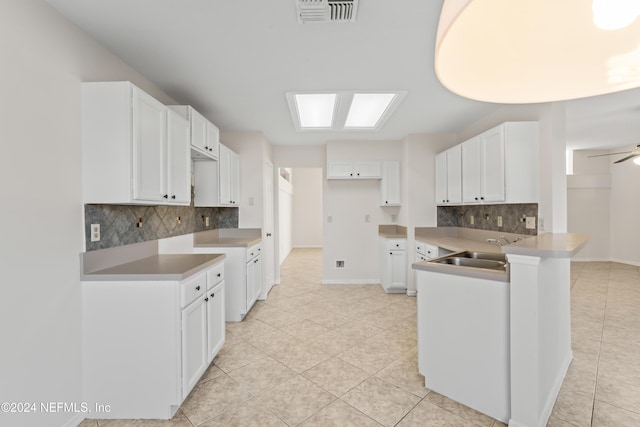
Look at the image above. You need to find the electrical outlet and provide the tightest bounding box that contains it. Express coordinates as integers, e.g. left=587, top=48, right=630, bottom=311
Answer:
left=90, top=224, right=100, bottom=242
left=539, top=217, right=545, bottom=231
left=469, top=215, right=474, bottom=225
left=525, top=216, right=536, bottom=230
left=205, top=216, right=210, bottom=227
left=497, top=216, right=503, bottom=227
left=336, top=260, right=345, bottom=268
left=365, top=214, right=371, bottom=223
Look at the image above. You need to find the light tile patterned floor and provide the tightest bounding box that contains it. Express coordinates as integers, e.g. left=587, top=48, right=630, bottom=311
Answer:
left=82, top=250, right=640, bottom=426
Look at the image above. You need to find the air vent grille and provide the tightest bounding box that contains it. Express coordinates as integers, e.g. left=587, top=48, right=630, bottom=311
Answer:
left=296, top=0, right=358, bottom=24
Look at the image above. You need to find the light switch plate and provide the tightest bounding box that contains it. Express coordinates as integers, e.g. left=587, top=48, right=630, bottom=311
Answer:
left=525, top=216, right=536, bottom=229
left=470, top=215, right=474, bottom=225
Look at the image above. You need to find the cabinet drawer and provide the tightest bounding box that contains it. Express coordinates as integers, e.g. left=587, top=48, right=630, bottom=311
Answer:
left=181, top=273, right=206, bottom=307
left=207, top=263, right=224, bottom=288
left=246, top=244, right=261, bottom=261
left=386, top=239, right=406, bottom=251
left=423, top=243, right=439, bottom=259
left=416, top=241, right=425, bottom=255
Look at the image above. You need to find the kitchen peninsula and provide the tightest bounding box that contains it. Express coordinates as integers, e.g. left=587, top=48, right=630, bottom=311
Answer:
left=413, top=231, right=589, bottom=427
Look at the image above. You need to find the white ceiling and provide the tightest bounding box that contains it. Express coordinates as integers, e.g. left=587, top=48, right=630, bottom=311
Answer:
left=46, top=0, right=640, bottom=151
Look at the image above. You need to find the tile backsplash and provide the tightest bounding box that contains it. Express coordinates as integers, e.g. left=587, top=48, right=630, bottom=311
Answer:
left=84, top=193, right=238, bottom=251
left=437, top=203, right=538, bottom=235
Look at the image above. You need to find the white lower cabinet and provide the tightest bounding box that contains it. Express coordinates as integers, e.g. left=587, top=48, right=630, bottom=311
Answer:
left=379, top=237, right=407, bottom=293
left=194, top=242, right=262, bottom=322
left=181, top=293, right=208, bottom=397
left=82, top=261, right=225, bottom=420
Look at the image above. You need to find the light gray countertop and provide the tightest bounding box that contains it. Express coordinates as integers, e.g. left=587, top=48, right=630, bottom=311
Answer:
left=193, top=228, right=262, bottom=248
left=82, top=254, right=225, bottom=281
left=502, top=233, right=589, bottom=258
left=378, top=224, right=407, bottom=239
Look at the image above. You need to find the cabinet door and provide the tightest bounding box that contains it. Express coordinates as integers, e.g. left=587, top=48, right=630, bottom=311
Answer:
left=206, top=281, right=225, bottom=363
left=462, top=137, right=481, bottom=203
left=435, top=151, right=447, bottom=204
left=327, top=161, right=354, bottom=179
left=230, top=150, right=240, bottom=205
left=388, top=250, right=407, bottom=289
left=480, top=126, right=506, bottom=202
left=446, top=145, right=462, bottom=204
left=181, top=296, right=207, bottom=398
left=190, top=108, right=208, bottom=154
left=206, top=121, right=220, bottom=159
left=355, top=161, right=381, bottom=178
left=245, top=257, right=261, bottom=312
left=218, top=144, right=232, bottom=205
left=167, top=109, right=191, bottom=204
left=380, top=161, right=401, bottom=206
left=132, top=88, right=167, bottom=202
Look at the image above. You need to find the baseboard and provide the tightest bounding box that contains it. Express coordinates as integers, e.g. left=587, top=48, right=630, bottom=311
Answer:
left=540, top=350, right=573, bottom=427
left=321, top=279, right=380, bottom=285
left=406, top=290, right=417, bottom=297
left=62, top=413, right=85, bottom=427
left=573, top=257, right=640, bottom=267
left=609, top=258, right=640, bottom=267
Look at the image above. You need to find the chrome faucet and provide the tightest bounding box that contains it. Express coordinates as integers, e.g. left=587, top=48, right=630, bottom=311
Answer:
left=486, top=238, right=503, bottom=246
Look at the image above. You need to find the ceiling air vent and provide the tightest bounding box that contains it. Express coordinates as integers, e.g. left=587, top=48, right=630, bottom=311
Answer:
left=296, top=0, right=358, bottom=24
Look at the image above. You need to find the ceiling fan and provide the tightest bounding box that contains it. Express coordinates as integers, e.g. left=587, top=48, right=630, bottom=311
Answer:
left=589, top=145, right=640, bottom=164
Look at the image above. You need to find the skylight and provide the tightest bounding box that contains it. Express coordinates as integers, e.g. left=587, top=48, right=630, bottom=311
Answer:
left=294, top=93, right=336, bottom=128
left=286, top=91, right=406, bottom=132
left=345, top=93, right=396, bottom=128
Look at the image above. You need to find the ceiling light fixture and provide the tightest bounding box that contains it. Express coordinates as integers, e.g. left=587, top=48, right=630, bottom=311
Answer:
left=434, top=0, right=640, bottom=103
left=345, top=93, right=397, bottom=128
left=294, top=93, right=336, bottom=128
left=286, top=91, right=406, bottom=131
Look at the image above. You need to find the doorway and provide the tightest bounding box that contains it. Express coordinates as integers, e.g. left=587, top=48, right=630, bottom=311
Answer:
left=277, top=167, right=323, bottom=268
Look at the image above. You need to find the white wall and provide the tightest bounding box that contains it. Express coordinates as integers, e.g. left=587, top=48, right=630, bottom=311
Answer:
left=609, top=153, right=640, bottom=266
left=278, top=170, right=293, bottom=264
left=323, top=140, right=403, bottom=284
left=0, top=1, right=176, bottom=426
left=292, top=168, right=323, bottom=248
left=567, top=150, right=611, bottom=261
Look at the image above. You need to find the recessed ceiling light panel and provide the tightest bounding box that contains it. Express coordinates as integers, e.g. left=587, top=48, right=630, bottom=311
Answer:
left=286, top=90, right=405, bottom=131
left=345, top=93, right=397, bottom=128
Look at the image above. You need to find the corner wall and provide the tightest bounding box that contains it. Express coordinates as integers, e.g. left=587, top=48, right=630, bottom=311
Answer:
left=0, top=1, right=177, bottom=426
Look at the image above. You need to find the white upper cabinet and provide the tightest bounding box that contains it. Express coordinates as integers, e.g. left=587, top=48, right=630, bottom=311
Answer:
left=462, top=131, right=506, bottom=203
left=169, top=106, right=219, bottom=160
left=380, top=161, right=401, bottom=206
left=327, top=160, right=381, bottom=179
left=166, top=109, right=191, bottom=204
left=82, top=82, right=190, bottom=205
left=440, top=121, right=539, bottom=205
left=435, top=145, right=462, bottom=205
left=218, top=143, right=240, bottom=206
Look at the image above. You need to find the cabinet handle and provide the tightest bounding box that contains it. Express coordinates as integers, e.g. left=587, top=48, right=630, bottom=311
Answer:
left=171, top=195, right=176, bottom=199
left=210, top=292, right=215, bottom=298
left=385, top=201, right=388, bottom=204
left=163, top=194, right=168, bottom=199
left=217, top=273, right=221, bottom=277
left=357, top=173, right=360, bottom=176
left=396, top=244, right=399, bottom=247
left=205, top=297, right=209, bottom=302
left=350, top=173, right=353, bottom=176
left=475, top=197, right=478, bottom=201
left=267, top=233, right=272, bottom=237
left=254, top=259, right=259, bottom=263
left=446, top=199, right=450, bottom=202
left=195, top=285, right=201, bottom=291
left=209, top=148, right=213, bottom=152
left=204, top=145, right=209, bottom=150
left=481, top=196, right=485, bottom=200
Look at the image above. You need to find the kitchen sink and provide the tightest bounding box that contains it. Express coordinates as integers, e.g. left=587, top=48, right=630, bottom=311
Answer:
left=455, top=251, right=507, bottom=262
left=429, top=251, right=508, bottom=272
